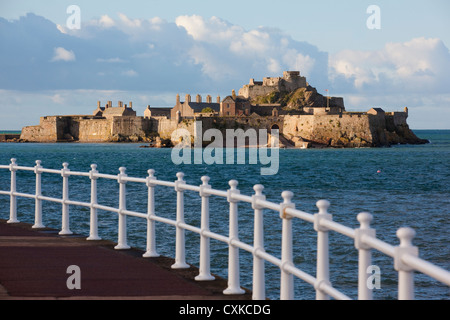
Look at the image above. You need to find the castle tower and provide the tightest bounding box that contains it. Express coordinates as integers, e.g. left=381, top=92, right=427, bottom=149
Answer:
left=272, top=108, right=279, bottom=117
left=144, top=105, right=151, bottom=119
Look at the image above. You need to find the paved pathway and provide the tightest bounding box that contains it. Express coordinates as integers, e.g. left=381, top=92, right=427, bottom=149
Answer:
left=0, top=220, right=251, bottom=300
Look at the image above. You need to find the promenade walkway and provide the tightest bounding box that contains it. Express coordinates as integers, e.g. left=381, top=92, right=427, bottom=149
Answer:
left=0, top=220, right=251, bottom=300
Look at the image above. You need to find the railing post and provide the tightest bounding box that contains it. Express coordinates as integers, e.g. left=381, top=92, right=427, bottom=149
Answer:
left=59, top=162, right=72, bottom=235
left=395, top=227, right=418, bottom=300
left=280, top=191, right=295, bottom=300
left=355, top=212, right=376, bottom=300
left=143, top=169, right=159, bottom=258
left=171, top=172, right=189, bottom=269
left=87, top=164, right=101, bottom=240
left=115, top=167, right=130, bottom=249
left=195, top=176, right=215, bottom=281
left=251, top=184, right=266, bottom=300
left=8, top=158, right=18, bottom=223
left=314, top=199, right=332, bottom=300
left=32, top=160, right=44, bottom=229
left=223, top=180, right=245, bottom=295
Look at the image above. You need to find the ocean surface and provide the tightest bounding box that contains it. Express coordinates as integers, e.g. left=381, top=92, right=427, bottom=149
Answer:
left=0, top=130, right=448, bottom=300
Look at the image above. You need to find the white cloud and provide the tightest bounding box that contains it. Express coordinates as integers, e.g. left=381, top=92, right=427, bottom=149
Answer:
left=174, top=15, right=327, bottom=83
left=96, top=57, right=128, bottom=63
left=50, top=93, right=64, bottom=104
left=99, top=15, right=115, bottom=28
left=51, top=47, right=76, bottom=62
left=122, top=69, right=138, bottom=77
left=329, top=37, right=450, bottom=93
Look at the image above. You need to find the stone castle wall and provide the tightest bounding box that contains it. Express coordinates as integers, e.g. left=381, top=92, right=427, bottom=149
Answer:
left=239, top=71, right=307, bottom=99
left=20, top=116, right=60, bottom=142
left=77, top=118, right=112, bottom=142
left=20, top=109, right=421, bottom=148
left=21, top=116, right=153, bottom=142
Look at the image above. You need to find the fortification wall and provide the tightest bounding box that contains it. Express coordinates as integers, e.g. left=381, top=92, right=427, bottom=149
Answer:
left=239, top=85, right=280, bottom=100
left=77, top=118, right=112, bottom=142
left=20, top=117, right=59, bottom=142
left=111, top=117, right=149, bottom=138
left=282, top=113, right=381, bottom=147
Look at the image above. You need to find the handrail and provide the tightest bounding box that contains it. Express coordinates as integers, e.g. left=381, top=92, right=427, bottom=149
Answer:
left=0, top=158, right=449, bottom=300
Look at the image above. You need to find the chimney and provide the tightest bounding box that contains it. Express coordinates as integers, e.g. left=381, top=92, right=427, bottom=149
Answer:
left=217, top=95, right=221, bottom=103
left=129, top=101, right=133, bottom=109
left=185, top=94, right=191, bottom=103
left=206, top=95, right=212, bottom=103
left=196, top=94, right=202, bottom=103
left=97, top=101, right=101, bottom=108
left=176, top=94, right=180, bottom=105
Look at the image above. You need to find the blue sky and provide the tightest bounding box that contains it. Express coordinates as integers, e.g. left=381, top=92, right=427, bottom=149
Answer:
left=1, top=0, right=449, bottom=129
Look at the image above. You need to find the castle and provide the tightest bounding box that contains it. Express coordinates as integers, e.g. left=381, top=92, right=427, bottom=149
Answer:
left=19, top=71, right=427, bottom=148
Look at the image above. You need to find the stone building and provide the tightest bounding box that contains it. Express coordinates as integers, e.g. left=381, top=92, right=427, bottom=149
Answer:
left=93, top=101, right=136, bottom=118
left=238, top=71, right=307, bottom=99
left=220, top=95, right=251, bottom=116
left=170, top=94, right=221, bottom=119
left=144, top=105, right=171, bottom=119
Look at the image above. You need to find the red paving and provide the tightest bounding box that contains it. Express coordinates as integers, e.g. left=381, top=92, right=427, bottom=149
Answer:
left=0, top=220, right=251, bottom=300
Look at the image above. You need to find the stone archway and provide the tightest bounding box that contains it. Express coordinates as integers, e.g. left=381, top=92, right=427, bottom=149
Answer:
left=268, top=123, right=281, bottom=147
left=270, top=124, right=280, bottom=132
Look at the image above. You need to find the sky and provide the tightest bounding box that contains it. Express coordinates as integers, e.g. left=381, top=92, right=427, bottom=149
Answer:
left=0, top=0, right=449, bottom=130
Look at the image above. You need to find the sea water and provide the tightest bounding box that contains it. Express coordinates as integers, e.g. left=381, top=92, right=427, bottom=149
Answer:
left=0, top=130, right=448, bottom=300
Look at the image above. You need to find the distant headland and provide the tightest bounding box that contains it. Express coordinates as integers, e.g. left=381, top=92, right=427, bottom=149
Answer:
left=18, top=71, right=428, bottom=148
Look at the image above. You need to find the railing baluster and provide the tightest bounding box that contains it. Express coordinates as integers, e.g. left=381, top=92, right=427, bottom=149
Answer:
left=314, top=199, right=332, bottom=300
left=32, top=160, right=44, bottom=229
left=223, top=180, right=245, bottom=295
left=252, top=184, right=266, bottom=300
left=395, top=227, right=418, bottom=300
left=8, top=158, right=18, bottom=224
left=115, top=167, right=130, bottom=249
left=172, top=172, right=189, bottom=269
left=195, top=176, right=215, bottom=281
left=143, top=169, right=159, bottom=258
left=59, top=162, right=72, bottom=235
left=280, top=191, right=295, bottom=300
left=355, top=212, right=375, bottom=300
left=87, top=164, right=101, bottom=240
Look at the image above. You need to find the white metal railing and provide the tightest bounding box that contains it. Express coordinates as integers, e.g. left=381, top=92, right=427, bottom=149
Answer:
left=0, top=158, right=449, bottom=300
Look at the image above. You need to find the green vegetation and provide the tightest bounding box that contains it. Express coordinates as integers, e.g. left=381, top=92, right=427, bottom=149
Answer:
left=251, top=87, right=311, bottom=110
left=201, top=107, right=215, bottom=113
